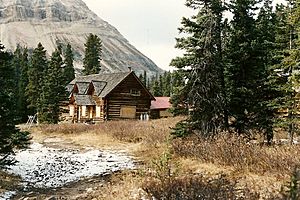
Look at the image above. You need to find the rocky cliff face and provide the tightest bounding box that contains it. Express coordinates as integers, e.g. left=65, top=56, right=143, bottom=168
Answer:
left=0, top=0, right=163, bottom=75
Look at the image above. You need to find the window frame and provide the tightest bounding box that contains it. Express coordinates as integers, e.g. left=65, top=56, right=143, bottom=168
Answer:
left=130, top=89, right=141, bottom=96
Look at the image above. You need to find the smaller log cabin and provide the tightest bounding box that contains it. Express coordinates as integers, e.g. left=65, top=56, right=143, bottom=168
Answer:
left=150, top=97, right=173, bottom=119
left=67, top=71, right=155, bottom=123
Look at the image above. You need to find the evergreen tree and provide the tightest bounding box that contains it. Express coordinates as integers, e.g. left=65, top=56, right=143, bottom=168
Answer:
left=171, top=0, right=227, bottom=136
left=63, top=43, right=75, bottom=84
left=159, top=75, right=164, bottom=96
left=138, top=73, right=144, bottom=84
left=13, top=46, right=31, bottom=122
left=147, top=78, right=150, bottom=90
left=38, top=49, right=66, bottom=124
left=13, top=46, right=22, bottom=120
left=152, top=79, right=163, bottom=97
left=26, top=43, right=48, bottom=114
left=138, top=71, right=148, bottom=87
left=169, top=69, right=188, bottom=115
left=226, top=0, right=261, bottom=135
left=162, top=71, right=172, bottom=97
left=267, top=1, right=300, bottom=144
left=83, top=33, right=102, bottom=75
left=143, top=70, right=147, bottom=87
left=171, top=70, right=186, bottom=94
left=255, top=0, right=277, bottom=143
left=0, top=42, right=30, bottom=167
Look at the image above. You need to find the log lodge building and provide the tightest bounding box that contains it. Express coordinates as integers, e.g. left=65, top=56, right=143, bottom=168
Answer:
left=66, top=70, right=155, bottom=123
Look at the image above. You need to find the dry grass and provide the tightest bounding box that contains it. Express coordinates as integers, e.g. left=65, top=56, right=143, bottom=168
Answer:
left=40, top=117, right=180, bottom=145
left=178, top=158, right=284, bottom=199
left=172, top=134, right=300, bottom=177
left=90, top=171, right=145, bottom=200
left=140, top=151, right=260, bottom=200
left=142, top=173, right=260, bottom=200
left=0, top=171, right=21, bottom=193
left=25, top=117, right=300, bottom=199
left=31, top=117, right=183, bottom=160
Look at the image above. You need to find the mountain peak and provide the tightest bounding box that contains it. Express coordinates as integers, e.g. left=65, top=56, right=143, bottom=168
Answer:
left=0, top=0, right=97, bottom=23
left=0, top=0, right=163, bottom=75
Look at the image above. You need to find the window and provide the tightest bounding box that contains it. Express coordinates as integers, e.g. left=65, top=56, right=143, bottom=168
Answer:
left=96, top=106, right=101, bottom=118
left=69, top=105, right=75, bottom=116
left=120, top=106, right=136, bottom=119
left=130, top=89, right=141, bottom=96
left=81, top=106, right=87, bottom=117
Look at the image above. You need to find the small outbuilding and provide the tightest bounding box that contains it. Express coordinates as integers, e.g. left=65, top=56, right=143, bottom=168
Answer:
left=150, top=97, right=173, bottom=119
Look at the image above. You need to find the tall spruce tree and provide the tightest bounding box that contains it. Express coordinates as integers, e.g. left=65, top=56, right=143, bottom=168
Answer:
left=26, top=43, right=48, bottom=114
left=267, top=1, right=300, bottom=144
left=138, top=73, right=144, bottom=84
left=159, top=75, right=164, bottom=96
left=13, top=46, right=22, bottom=121
left=152, top=79, right=163, bottom=97
left=0, top=42, right=30, bottom=167
left=38, top=49, right=66, bottom=124
left=143, top=70, right=147, bottom=87
left=162, top=71, right=172, bottom=97
left=63, top=43, right=75, bottom=85
left=281, top=0, right=300, bottom=144
left=171, top=0, right=227, bottom=136
left=83, top=33, right=102, bottom=75
left=226, top=0, right=261, bottom=135
left=255, top=0, right=277, bottom=143
left=169, top=69, right=188, bottom=116
left=13, top=46, right=31, bottom=122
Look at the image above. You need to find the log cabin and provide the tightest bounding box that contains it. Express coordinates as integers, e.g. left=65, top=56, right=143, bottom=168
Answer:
left=150, top=97, right=173, bottom=119
left=67, top=70, right=155, bottom=123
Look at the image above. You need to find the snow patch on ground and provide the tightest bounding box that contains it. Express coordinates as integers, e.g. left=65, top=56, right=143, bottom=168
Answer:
left=0, top=191, right=16, bottom=200
left=7, top=143, right=135, bottom=189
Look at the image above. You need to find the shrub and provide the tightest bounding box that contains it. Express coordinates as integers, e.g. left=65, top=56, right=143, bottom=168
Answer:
left=172, top=134, right=300, bottom=176
left=171, top=120, right=192, bottom=138
left=142, top=150, right=259, bottom=200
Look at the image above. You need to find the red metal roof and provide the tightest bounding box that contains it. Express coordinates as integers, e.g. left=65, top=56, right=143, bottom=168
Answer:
left=151, top=97, right=171, bottom=110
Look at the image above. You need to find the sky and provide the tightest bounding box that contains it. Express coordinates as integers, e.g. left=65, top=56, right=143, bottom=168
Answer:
left=82, top=0, right=190, bottom=71
left=82, top=0, right=285, bottom=71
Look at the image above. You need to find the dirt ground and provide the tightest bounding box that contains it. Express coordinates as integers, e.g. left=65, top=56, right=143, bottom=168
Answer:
left=13, top=175, right=109, bottom=200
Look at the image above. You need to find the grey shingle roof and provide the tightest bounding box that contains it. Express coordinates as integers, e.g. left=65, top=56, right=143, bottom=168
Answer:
left=75, top=82, right=90, bottom=95
left=70, top=72, right=130, bottom=97
left=74, top=95, right=96, bottom=105
left=92, top=80, right=107, bottom=96
left=66, top=84, right=74, bottom=94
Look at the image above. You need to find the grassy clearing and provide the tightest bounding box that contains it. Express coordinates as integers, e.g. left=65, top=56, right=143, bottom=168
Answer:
left=31, top=117, right=180, bottom=161
left=172, top=134, right=300, bottom=177
left=24, top=117, right=300, bottom=199
left=38, top=117, right=177, bottom=145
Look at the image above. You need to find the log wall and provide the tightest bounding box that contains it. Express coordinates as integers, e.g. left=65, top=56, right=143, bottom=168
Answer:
left=106, top=73, right=152, bottom=120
